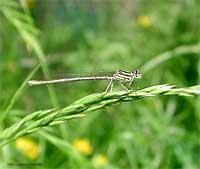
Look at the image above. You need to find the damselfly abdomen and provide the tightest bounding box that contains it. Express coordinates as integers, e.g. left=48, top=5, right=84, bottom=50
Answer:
left=28, top=69, right=142, bottom=92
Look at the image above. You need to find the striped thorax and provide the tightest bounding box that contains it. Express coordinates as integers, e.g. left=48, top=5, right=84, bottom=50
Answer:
left=113, top=69, right=142, bottom=82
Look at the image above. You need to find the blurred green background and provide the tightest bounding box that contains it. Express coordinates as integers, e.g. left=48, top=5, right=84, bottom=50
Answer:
left=0, top=0, right=200, bottom=168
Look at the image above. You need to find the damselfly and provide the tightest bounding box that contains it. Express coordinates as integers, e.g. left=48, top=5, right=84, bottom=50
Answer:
left=28, top=69, right=142, bottom=92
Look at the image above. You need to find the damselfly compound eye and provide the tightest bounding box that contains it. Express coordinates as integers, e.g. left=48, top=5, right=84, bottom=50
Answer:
left=133, top=69, right=142, bottom=79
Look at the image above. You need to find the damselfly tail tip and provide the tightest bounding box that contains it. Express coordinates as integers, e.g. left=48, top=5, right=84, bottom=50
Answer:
left=28, top=80, right=38, bottom=86
left=28, top=81, right=33, bottom=86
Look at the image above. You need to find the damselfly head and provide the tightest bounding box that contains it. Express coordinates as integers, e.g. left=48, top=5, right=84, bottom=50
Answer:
left=132, top=69, right=142, bottom=79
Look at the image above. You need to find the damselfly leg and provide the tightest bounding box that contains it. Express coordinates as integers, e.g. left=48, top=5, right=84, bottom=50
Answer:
left=129, top=81, right=139, bottom=96
left=118, top=82, right=129, bottom=92
left=105, top=80, right=114, bottom=92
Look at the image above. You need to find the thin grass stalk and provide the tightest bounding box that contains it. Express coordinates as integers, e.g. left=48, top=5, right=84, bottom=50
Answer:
left=141, top=43, right=200, bottom=74
left=1, top=65, right=40, bottom=122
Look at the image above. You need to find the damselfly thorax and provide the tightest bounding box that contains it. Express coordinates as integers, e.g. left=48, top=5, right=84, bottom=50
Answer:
left=113, top=69, right=141, bottom=82
left=28, top=69, right=142, bottom=92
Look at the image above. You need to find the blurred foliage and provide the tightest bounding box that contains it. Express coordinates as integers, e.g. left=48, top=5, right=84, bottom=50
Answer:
left=0, top=0, right=200, bottom=169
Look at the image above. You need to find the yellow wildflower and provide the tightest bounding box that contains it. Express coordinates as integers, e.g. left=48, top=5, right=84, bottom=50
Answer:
left=96, top=154, right=108, bottom=165
left=73, top=138, right=93, bottom=155
left=15, top=137, right=39, bottom=159
left=93, top=154, right=108, bottom=166
left=137, top=16, right=152, bottom=28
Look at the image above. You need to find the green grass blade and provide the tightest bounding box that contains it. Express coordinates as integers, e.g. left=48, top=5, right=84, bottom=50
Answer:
left=1, top=64, right=40, bottom=122
left=141, top=43, right=200, bottom=74
left=0, top=84, right=199, bottom=147
left=0, top=0, right=59, bottom=108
